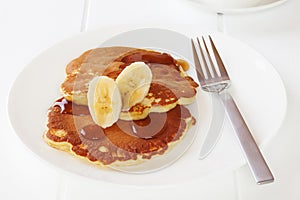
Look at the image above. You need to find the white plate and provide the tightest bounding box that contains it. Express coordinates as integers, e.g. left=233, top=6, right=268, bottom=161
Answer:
left=8, top=28, right=286, bottom=186
left=188, top=0, right=287, bottom=14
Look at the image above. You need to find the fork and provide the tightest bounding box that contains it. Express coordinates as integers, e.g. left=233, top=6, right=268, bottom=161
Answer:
left=191, top=36, right=274, bottom=184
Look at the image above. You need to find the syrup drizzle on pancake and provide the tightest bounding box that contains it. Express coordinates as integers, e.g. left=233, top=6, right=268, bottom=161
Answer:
left=45, top=98, right=194, bottom=165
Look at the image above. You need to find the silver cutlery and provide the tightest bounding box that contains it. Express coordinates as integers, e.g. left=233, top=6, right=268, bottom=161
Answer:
left=191, top=36, right=274, bottom=184
left=199, top=93, right=225, bottom=159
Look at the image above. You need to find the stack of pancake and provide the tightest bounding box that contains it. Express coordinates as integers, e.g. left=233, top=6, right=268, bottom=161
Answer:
left=43, top=47, right=198, bottom=166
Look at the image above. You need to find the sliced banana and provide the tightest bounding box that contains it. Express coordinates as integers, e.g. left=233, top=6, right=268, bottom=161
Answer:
left=116, top=62, right=152, bottom=111
left=87, top=76, right=122, bottom=128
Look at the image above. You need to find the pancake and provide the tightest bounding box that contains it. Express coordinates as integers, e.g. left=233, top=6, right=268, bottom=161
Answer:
left=44, top=98, right=195, bottom=166
left=61, top=47, right=198, bottom=120
left=61, top=47, right=135, bottom=106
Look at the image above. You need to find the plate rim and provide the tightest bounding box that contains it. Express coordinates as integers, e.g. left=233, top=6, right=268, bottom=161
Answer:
left=187, top=0, right=288, bottom=14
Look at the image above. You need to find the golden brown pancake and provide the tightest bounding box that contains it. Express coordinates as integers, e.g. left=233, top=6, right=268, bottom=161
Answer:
left=44, top=98, right=195, bottom=165
left=60, top=47, right=198, bottom=120
left=61, top=47, right=135, bottom=105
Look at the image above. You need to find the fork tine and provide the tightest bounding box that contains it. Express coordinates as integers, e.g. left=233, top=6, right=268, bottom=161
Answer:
left=191, top=39, right=205, bottom=84
left=197, top=37, right=212, bottom=79
left=209, top=36, right=229, bottom=78
left=201, top=36, right=218, bottom=77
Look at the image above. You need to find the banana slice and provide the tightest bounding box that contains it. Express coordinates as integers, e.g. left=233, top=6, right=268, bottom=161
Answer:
left=87, top=76, right=122, bottom=128
left=116, top=62, right=152, bottom=111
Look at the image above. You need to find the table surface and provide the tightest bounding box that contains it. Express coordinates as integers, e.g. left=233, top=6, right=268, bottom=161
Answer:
left=1, top=0, right=300, bottom=199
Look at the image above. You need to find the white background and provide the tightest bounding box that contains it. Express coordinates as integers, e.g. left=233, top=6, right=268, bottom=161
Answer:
left=1, top=0, right=300, bottom=199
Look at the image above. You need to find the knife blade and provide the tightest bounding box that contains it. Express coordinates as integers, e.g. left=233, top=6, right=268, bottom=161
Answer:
left=199, top=93, right=225, bottom=159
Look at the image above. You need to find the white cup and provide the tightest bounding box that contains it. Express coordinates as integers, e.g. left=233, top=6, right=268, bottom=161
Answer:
left=193, top=0, right=262, bottom=9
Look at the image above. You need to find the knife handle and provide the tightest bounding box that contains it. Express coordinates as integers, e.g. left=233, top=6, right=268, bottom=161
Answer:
left=219, top=92, right=274, bottom=184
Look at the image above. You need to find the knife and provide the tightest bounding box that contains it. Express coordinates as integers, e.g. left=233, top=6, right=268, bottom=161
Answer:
left=199, top=93, right=225, bottom=159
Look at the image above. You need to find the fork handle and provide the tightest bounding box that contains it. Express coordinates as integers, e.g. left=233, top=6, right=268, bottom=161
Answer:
left=219, top=91, right=274, bottom=184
